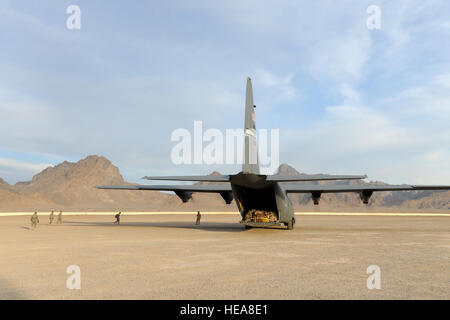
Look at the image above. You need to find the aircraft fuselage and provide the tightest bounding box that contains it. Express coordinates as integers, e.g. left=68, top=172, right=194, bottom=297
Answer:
left=229, top=173, right=295, bottom=229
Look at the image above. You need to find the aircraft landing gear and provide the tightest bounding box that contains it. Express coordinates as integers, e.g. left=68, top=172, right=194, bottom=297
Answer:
left=286, top=218, right=295, bottom=230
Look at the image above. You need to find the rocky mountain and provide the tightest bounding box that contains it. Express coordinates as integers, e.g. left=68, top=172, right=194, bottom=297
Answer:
left=277, top=163, right=303, bottom=175
left=0, top=177, right=11, bottom=190
left=0, top=155, right=232, bottom=212
left=0, top=156, right=448, bottom=212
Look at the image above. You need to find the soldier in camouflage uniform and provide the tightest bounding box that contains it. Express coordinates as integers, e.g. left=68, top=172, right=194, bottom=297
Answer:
left=30, top=212, right=39, bottom=230
left=114, top=212, right=121, bottom=225
left=195, top=211, right=201, bottom=225
left=56, top=211, right=63, bottom=224
left=49, top=211, right=54, bottom=224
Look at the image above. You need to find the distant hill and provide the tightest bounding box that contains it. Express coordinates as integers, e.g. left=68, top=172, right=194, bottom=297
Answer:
left=0, top=156, right=448, bottom=212
left=0, top=177, right=11, bottom=190
left=0, top=155, right=231, bottom=212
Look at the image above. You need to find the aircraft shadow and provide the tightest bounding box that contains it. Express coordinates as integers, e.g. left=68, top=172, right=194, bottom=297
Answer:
left=64, top=220, right=246, bottom=233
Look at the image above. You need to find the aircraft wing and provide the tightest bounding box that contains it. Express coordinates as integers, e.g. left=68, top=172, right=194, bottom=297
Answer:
left=283, top=184, right=450, bottom=193
left=143, top=175, right=230, bottom=182
left=266, top=174, right=367, bottom=182
left=96, top=184, right=233, bottom=203
left=283, top=184, right=450, bottom=204
left=96, top=184, right=232, bottom=192
left=409, top=185, right=450, bottom=190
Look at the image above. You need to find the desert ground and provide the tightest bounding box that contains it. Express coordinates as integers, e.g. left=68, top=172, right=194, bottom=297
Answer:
left=0, top=213, right=449, bottom=299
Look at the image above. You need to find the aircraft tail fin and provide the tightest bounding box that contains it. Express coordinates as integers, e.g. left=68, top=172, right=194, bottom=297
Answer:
left=242, top=77, right=259, bottom=174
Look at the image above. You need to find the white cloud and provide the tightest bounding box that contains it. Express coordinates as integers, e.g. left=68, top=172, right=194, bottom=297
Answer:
left=440, top=21, right=450, bottom=31
left=0, top=158, right=51, bottom=172
left=338, top=83, right=361, bottom=104
left=0, top=158, right=52, bottom=183
left=381, top=73, right=450, bottom=123
left=280, top=72, right=450, bottom=184
left=309, top=29, right=372, bottom=81
left=254, top=69, right=297, bottom=100
left=306, top=104, right=418, bottom=153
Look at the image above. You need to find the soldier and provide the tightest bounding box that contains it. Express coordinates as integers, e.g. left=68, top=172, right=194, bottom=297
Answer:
left=30, top=212, right=39, bottom=230
left=195, top=211, right=201, bottom=225
left=114, top=212, right=121, bottom=225
left=56, top=211, right=63, bottom=224
left=49, top=211, right=54, bottom=224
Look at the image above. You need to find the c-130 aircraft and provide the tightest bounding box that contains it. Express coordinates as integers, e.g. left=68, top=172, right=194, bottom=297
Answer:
left=98, top=78, right=450, bottom=230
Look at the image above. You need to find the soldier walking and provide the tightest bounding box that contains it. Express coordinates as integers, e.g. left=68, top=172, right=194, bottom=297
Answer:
left=195, top=211, right=201, bottom=225
left=114, top=212, right=121, bottom=225
left=49, top=211, right=54, bottom=224
left=56, top=211, right=63, bottom=224
left=30, top=212, right=39, bottom=230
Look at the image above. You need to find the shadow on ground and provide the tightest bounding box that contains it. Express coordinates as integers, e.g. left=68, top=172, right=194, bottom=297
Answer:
left=64, top=220, right=247, bottom=233
left=62, top=220, right=447, bottom=234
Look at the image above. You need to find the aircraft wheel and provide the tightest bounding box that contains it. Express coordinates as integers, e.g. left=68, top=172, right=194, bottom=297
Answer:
left=287, top=219, right=295, bottom=230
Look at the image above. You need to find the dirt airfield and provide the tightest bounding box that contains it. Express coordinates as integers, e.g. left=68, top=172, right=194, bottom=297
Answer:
left=0, top=213, right=449, bottom=299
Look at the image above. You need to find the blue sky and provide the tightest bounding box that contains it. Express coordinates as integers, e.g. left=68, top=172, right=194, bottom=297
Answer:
left=0, top=0, right=449, bottom=184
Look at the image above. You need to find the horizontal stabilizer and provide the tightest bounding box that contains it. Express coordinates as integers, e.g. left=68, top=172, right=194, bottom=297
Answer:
left=266, top=174, right=367, bottom=182
left=143, top=175, right=230, bottom=182
left=284, top=184, right=450, bottom=193
left=96, top=184, right=232, bottom=192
